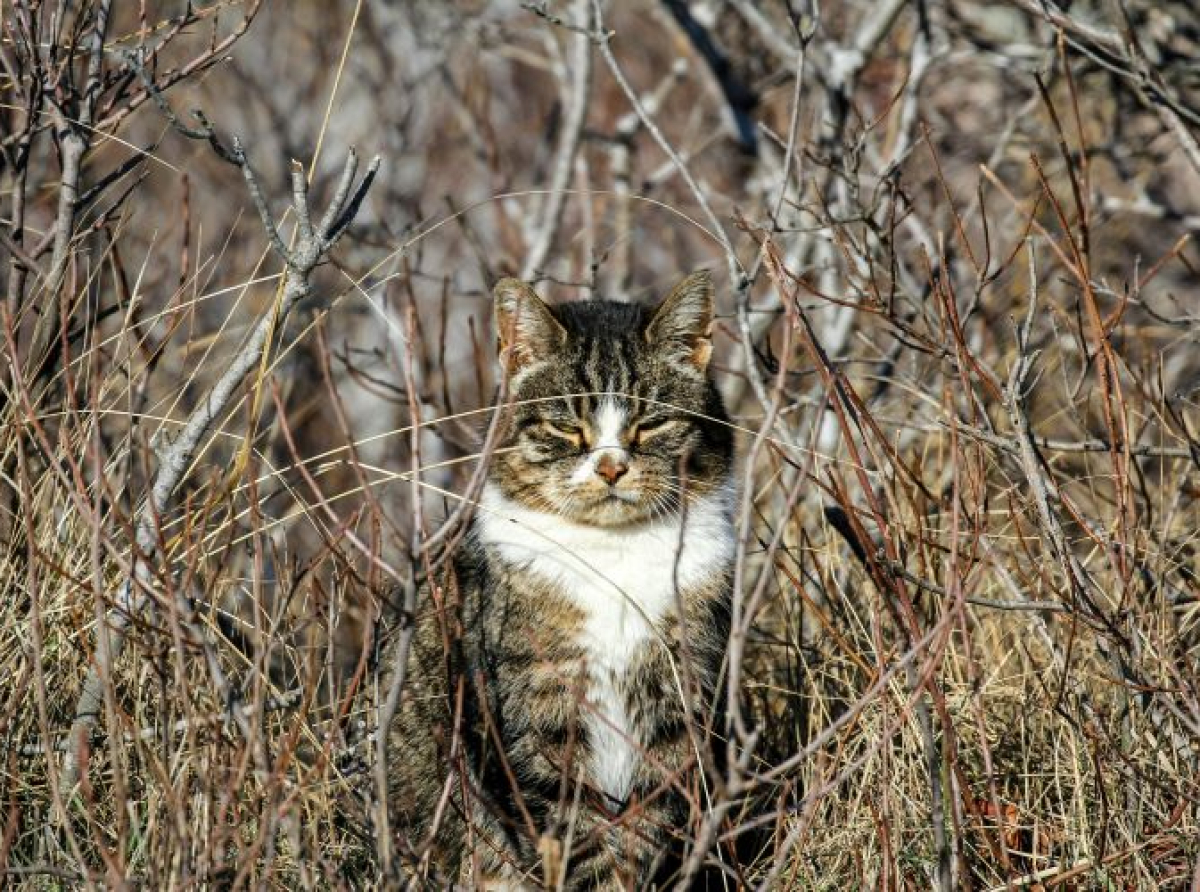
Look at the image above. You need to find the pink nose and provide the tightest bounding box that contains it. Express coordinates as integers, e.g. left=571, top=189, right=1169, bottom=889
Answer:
left=596, top=455, right=629, bottom=485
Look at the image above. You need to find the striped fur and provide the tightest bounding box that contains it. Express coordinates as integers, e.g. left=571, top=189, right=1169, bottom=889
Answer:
left=386, top=273, right=735, bottom=889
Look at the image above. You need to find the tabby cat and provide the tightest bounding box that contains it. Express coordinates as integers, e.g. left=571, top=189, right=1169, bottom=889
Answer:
left=386, top=271, right=736, bottom=890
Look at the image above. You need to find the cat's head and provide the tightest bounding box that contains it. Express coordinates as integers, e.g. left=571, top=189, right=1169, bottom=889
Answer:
left=490, top=272, right=733, bottom=527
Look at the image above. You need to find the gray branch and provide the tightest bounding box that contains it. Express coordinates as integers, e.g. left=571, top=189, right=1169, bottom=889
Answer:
left=61, top=145, right=380, bottom=791
left=521, top=0, right=594, bottom=282
left=27, top=0, right=114, bottom=370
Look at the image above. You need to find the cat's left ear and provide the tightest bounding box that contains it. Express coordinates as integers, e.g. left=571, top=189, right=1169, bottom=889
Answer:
left=645, top=270, right=714, bottom=371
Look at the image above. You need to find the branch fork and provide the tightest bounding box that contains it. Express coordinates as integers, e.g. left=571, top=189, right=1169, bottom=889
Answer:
left=60, top=144, right=380, bottom=792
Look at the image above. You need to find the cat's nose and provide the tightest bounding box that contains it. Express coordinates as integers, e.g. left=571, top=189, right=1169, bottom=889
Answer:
left=595, top=454, right=629, bottom=485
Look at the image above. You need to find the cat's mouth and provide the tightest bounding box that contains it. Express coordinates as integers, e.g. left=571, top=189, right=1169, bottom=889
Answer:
left=542, top=484, right=671, bottom=527
left=601, top=488, right=640, bottom=504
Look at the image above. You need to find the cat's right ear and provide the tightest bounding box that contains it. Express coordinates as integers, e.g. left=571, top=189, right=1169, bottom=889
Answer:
left=494, top=278, right=565, bottom=375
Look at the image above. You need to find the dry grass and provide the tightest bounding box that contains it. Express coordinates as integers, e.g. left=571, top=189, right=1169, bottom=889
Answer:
left=3, top=0, right=1200, bottom=888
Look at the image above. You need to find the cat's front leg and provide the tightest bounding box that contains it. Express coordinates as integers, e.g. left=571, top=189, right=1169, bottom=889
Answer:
left=532, top=789, right=676, bottom=891
left=458, top=790, right=541, bottom=891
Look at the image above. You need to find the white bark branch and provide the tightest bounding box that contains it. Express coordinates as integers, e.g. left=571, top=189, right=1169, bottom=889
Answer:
left=61, top=145, right=380, bottom=791
left=522, top=0, right=594, bottom=282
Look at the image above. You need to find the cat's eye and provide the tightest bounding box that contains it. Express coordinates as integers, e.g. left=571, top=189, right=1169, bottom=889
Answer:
left=633, top=418, right=681, bottom=443
left=543, top=421, right=585, bottom=444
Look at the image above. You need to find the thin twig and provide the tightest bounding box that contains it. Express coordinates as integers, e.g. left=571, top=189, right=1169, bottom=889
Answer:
left=61, top=144, right=380, bottom=791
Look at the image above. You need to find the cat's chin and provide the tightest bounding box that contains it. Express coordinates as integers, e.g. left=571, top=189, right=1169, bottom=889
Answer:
left=559, top=490, right=666, bottom=528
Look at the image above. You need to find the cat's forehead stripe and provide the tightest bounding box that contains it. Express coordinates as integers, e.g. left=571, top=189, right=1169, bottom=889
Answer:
left=578, top=331, right=635, bottom=399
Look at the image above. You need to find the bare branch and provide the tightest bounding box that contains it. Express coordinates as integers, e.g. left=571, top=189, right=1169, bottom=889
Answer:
left=61, top=144, right=381, bottom=791
left=521, top=0, right=594, bottom=281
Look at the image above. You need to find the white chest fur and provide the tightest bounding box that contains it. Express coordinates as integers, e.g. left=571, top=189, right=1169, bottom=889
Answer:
left=476, top=484, right=733, bottom=802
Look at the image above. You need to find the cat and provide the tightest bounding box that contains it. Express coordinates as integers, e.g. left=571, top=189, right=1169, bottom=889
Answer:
left=385, top=271, right=736, bottom=890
